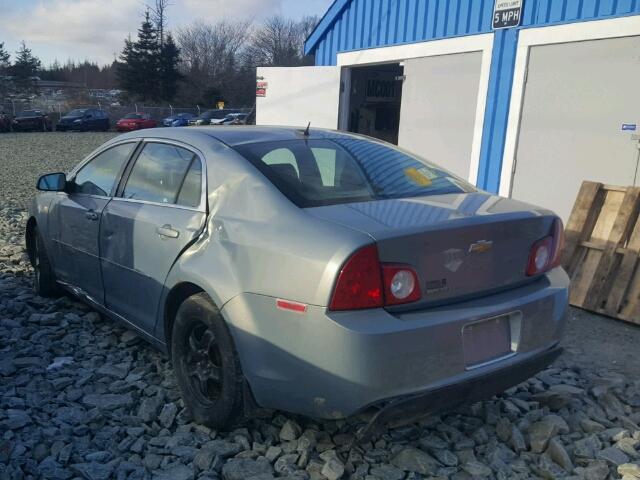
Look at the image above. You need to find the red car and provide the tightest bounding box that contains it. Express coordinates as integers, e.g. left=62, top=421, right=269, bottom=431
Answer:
left=115, top=113, right=157, bottom=132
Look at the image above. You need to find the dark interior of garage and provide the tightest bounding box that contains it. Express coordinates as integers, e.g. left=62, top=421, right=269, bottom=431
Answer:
left=346, top=63, right=403, bottom=144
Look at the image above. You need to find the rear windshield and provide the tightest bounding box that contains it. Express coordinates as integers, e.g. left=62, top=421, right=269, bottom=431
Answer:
left=68, top=109, right=87, bottom=116
left=124, top=113, right=142, bottom=119
left=234, top=137, right=475, bottom=207
left=19, top=110, right=41, bottom=116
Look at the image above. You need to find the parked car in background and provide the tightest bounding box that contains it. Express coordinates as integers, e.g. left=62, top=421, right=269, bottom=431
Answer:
left=12, top=110, right=52, bottom=132
left=210, top=113, right=248, bottom=126
left=162, top=112, right=195, bottom=127
left=28, top=126, right=568, bottom=435
left=57, top=108, right=110, bottom=132
left=0, top=111, right=11, bottom=132
left=188, top=109, right=240, bottom=126
left=115, top=113, right=157, bottom=132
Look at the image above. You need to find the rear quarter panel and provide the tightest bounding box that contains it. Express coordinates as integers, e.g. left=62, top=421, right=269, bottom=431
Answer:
left=158, top=141, right=372, bottom=339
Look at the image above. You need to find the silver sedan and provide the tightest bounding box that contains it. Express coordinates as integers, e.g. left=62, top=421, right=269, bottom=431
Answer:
left=27, top=126, right=569, bottom=436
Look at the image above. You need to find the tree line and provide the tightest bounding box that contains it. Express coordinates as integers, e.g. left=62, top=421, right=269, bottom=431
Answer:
left=0, top=0, right=318, bottom=108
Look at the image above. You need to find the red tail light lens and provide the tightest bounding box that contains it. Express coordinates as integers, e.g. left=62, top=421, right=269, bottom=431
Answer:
left=329, top=245, right=422, bottom=310
left=329, top=245, right=383, bottom=311
left=382, top=265, right=421, bottom=305
left=526, top=218, right=565, bottom=276
left=550, top=218, right=565, bottom=268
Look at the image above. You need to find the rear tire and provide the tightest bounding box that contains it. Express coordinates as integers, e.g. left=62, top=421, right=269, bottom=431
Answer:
left=171, top=293, right=245, bottom=429
left=32, top=226, right=60, bottom=298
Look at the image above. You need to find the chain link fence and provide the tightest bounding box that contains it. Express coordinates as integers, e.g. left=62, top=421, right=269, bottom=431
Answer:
left=1, top=98, right=254, bottom=129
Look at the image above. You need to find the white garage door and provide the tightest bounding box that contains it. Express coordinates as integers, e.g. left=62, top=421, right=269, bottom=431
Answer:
left=398, top=52, right=483, bottom=180
left=511, top=36, right=640, bottom=222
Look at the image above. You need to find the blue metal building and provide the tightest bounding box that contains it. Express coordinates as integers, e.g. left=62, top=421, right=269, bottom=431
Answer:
left=256, top=1, right=640, bottom=220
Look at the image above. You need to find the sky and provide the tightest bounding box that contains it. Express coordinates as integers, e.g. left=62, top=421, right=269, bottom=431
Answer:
left=0, top=0, right=333, bottom=67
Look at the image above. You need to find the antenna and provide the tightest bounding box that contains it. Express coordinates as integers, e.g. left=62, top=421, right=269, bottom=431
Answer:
left=303, top=122, right=311, bottom=136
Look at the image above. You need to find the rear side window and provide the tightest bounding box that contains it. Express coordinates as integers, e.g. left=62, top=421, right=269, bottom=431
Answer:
left=73, top=143, right=136, bottom=196
left=234, top=138, right=475, bottom=207
left=122, top=143, right=201, bottom=207
left=176, top=160, right=202, bottom=207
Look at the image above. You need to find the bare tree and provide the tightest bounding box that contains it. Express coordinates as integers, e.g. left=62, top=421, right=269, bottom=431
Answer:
left=244, top=15, right=319, bottom=67
left=174, top=15, right=319, bottom=106
left=151, top=0, right=172, bottom=47
left=176, top=20, right=251, bottom=104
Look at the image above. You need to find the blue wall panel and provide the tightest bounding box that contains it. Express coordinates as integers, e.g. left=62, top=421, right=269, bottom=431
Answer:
left=306, top=0, right=640, bottom=192
left=309, top=0, right=493, bottom=65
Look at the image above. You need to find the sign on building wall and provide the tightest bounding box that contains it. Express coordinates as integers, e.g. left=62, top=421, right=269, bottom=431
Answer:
left=256, top=78, right=268, bottom=97
left=493, top=0, right=523, bottom=29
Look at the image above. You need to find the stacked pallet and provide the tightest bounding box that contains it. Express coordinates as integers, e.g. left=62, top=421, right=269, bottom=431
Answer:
left=562, top=181, right=640, bottom=325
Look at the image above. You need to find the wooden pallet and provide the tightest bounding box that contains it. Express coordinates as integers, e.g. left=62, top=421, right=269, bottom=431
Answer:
left=562, top=181, right=640, bottom=324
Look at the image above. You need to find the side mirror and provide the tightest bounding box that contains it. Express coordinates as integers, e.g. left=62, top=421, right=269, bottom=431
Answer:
left=37, top=173, right=67, bottom=192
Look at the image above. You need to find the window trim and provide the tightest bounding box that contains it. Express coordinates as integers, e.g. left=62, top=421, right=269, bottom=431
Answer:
left=67, top=140, right=142, bottom=199
left=113, top=139, right=208, bottom=213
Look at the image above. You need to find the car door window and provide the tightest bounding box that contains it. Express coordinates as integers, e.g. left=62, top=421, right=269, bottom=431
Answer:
left=73, top=143, right=136, bottom=196
left=122, top=143, right=198, bottom=205
left=176, top=159, right=202, bottom=207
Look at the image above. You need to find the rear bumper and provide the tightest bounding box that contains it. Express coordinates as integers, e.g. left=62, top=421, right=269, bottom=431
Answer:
left=356, top=345, right=562, bottom=441
left=222, top=267, right=569, bottom=419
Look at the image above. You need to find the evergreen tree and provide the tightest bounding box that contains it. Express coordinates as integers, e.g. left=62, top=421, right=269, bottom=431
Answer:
left=134, top=11, right=160, bottom=101
left=116, top=11, right=160, bottom=101
left=0, top=42, right=10, bottom=101
left=12, top=41, right=41, bottom=94
left=116, top=35, right=140, bottom=94
left=0, top=42, right=9, bottom=71
left=158, top=33, right=181, bottom=101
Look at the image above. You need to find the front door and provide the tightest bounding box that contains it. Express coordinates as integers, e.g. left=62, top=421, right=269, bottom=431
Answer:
left=100, top=141, right=207, bottom=333
left=50, top=142, right=137, bottom=302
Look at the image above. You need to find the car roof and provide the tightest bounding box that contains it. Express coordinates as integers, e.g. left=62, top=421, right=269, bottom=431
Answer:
left=113, top=125, right=361, bottom=148
left=194, top=125, right=357, bottom=146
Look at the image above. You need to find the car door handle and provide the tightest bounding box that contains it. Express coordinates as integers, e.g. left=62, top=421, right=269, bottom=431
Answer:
left=156, top=224, right=179, bottom=239
left=85, top=210, right=99, bottom=221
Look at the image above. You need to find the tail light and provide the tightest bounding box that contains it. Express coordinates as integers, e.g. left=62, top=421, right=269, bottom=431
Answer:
left=329, top=245, right=421, bottom=311
left=329, top=245, right=383, bottom=310
left=526, top=218, right=564, bottom=276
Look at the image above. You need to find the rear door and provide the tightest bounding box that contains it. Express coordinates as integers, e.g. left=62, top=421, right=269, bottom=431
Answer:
left=50, top=141, right=138, bottom=302
left=88, top=110, right=100, bottom=130
left=100, top=140, right=207, bottom=333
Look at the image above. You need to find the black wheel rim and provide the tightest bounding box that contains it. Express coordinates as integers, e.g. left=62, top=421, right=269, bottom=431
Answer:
left=185, top=322, right=223, bottom=402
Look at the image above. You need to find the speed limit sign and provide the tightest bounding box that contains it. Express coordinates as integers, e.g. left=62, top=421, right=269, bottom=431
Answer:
left=493, top=0, right=523, bottom=29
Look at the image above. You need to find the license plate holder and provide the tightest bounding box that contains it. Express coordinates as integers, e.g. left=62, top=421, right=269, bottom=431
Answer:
left=462, top=313, right=518, bottom=368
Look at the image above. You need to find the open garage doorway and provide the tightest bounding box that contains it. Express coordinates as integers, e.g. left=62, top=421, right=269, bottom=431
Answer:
left=344, top=63, right=404, bottom=144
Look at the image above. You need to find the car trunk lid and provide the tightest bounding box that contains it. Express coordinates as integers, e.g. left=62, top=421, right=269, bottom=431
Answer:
left=307, top=192, right=557, bottom=308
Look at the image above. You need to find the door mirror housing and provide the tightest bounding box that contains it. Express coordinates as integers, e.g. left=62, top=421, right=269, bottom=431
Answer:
left=37, top=172, right=67, bottom=191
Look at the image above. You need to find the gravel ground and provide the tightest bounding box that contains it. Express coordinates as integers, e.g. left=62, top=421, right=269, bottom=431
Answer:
left=2, top=132, right=640, bottom=480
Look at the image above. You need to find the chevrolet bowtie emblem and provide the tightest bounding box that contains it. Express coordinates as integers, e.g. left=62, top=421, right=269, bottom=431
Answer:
left=469, top=240, right=493, bottom=254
